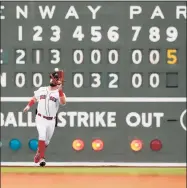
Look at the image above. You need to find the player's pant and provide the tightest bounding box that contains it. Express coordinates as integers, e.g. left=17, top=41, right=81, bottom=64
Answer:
left=35, top=115, right=56, bottom=158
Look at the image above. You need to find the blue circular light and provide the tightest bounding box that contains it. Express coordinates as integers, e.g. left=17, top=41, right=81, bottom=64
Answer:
left=28, top=139, right=38, bottom=151
left=9, top=139, right=21, bottom=151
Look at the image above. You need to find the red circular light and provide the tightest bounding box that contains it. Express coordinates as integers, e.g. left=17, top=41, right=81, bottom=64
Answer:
left=92, top=139, right=104, bottom=151
left=72, top=139, right=84, bottom=151
left=150, top=139, right=162, bottom=151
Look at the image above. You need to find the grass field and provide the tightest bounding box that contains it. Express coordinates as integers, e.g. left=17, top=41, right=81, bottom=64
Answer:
left=1, top=167, right=186, bottom=175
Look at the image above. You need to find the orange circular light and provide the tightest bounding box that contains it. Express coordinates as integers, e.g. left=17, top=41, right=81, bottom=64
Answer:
left=92, top=139, right=104, bottom=151
left=130, top=139, right=143, bottom=151
left=72, top=139, right=84, bottom=151
left=150, top=139, right=162, bottom=151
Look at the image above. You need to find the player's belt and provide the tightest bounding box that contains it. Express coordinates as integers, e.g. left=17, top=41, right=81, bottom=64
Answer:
left=37, top=113, right=55, bottom=120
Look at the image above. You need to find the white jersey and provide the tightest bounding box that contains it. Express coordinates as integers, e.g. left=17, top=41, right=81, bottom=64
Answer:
left=34, top=86, right=65, bottom=117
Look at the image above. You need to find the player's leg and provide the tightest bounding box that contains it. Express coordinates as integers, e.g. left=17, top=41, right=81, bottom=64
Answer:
left=37, top=121, right=55, bottom=167
left=35, top=116, right=47, bottom=161
left=45, top=120, right=56, bottom=149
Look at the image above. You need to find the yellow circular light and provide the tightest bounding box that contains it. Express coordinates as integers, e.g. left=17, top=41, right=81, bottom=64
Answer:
left=130, top=139, right=143, bottom=152
left=92, top=139, right=104, bottom=151
left=72, top=139, right=84, bottom=151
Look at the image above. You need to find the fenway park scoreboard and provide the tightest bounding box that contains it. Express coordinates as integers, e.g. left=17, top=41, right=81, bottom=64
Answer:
left=0, top=1, right=186, bottom=165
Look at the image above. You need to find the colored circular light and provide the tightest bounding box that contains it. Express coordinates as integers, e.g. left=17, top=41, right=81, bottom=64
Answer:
left=150, top=139, right=162, bottom=151
left=72, top=139, right=84, bottom=151
left=92, top=139, right=104, bottom=151
left=9, top=139, right=21, bottom=151
left=130, top=139, right=143, bottom=152
left=28, top=139, right=38, bottom=151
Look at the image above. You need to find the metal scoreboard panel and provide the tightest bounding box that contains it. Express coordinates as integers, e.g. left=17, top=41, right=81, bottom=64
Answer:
left=0, top=1, right=186, bottom=165
left=1, top=102, right=186, bottom=163
left=1, top=1, right=186, bottom=97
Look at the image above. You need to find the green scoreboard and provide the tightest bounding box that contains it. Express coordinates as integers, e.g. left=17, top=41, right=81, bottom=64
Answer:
left=0, top=1, right=186, bottom=166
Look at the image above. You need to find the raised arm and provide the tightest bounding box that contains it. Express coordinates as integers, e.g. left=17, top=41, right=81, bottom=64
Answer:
left=58, top=87, right=66, bottom=105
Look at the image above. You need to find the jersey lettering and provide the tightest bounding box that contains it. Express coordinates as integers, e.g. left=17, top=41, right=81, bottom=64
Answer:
left=40, top=95, right=46, bottom=99
left=50, top=96, right=57, bottom=102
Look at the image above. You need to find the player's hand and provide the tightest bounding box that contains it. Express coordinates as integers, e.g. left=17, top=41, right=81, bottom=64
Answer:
left=23, top=105, right=30, bottom=113
left=57, top=84, right=63, bottom=91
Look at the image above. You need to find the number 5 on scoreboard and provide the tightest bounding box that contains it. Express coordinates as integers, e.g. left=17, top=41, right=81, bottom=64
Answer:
left=167, top=49, right=177, bottom=64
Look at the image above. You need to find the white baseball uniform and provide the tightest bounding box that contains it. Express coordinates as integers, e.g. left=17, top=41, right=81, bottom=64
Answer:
left=34, top=86, right=66, bottom=146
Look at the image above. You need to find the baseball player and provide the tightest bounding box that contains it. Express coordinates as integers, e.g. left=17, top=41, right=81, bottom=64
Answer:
left=23, top=69, right=66, bottom=167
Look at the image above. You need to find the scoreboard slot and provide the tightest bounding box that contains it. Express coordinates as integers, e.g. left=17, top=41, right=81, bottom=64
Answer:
left=90, top=72, right=103, bottom=88
left=166, top=72, right=178, bottom=88
left=13, top=72, right=27, bottom=88
left=73, top=49, right=84, bottom=64
left=32, top=49, right=44, bottom=64
left=166, top=49, right=178, bottom=65
left=107, top=72, right=119, bottom=89
left=89, top=49, right=102, bottom=64
left=49, top=49, right=61, bottom=64
left=72, top=72, right=85, bottom=88
left=107, top=49, right=120, bottom=65
left=15, top=49, right=27, bottom=64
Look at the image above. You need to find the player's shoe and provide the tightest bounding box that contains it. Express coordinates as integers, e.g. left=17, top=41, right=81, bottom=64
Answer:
left=34, top=150, right=40, bottom=163
left=39, top=158, right=46, bottom=167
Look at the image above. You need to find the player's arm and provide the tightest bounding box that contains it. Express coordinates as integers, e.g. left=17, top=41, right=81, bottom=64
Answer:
left=23, top=96, right=37, bottom=112
left=58, top=87, right=66, bottom=105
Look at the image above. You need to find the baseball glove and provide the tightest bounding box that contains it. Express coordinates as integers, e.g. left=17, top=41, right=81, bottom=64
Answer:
left=50, top=69, right=65, bottom=86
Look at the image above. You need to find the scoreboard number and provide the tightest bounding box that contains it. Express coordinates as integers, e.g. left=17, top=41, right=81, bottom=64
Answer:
left=91, top=73, right=102, bottom=88
left=107, top=26, right=119, bottom=42
left=16, top=49, right=26, bottom=64
left=72, top=26, right=85, bottom=41
left=18, top=25, right=61, bottom=42
left=73, top=73, right=84, bottom=88
left=132, top=26, right=178, bottom=42
left=166, top=27, right=178, bottom=42
left=108, top=73, right=119, bottom=88
left=132, top=50, right=143, bottom=64
left=33, top=25, right=61, bottom=42
left=108, top=50, right=119, bottom=64
left=50, top=49, right=61, bottom=64
left=32, top=73, right=43, bottom=87
left=167, top=49, right=177, bottom=64
left=149, top=27, right=161, bottom=42
left=91, top=49, right=102, bottom=64
left=33, top=26, right=43, bottom=41
left=73, top=50, right=84, bottom=64
left=15, top=73, right=26, bottom=88
left=50, top=26, right=61, bottom=42
left=132, top=49, right=161, bottom=64
left=149, top=73, right=160, bottom=88
left=91, top=26, right=102, bottom=42
left=132, top=73, right=143, bottom=88
left=72, top=72, right=119, bottom=88
left=132, top=73, right=160, bottom=88
left=73, top=26, right=119, bottom=42
left=73, top=49, right=119, bottom=65
left=149, top=50, right=160, bottom=64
